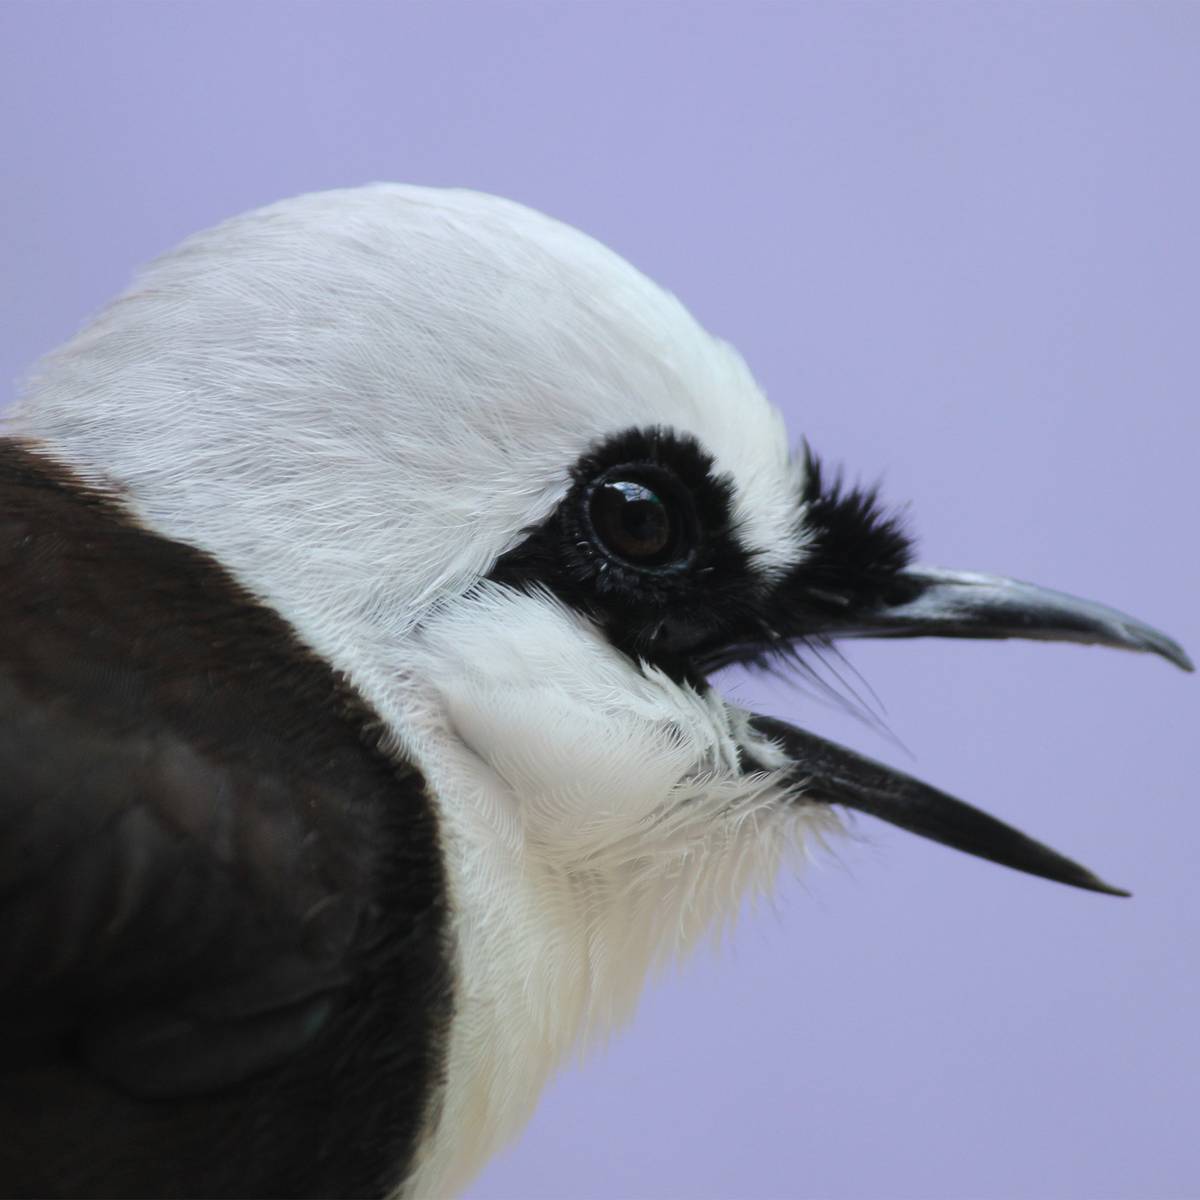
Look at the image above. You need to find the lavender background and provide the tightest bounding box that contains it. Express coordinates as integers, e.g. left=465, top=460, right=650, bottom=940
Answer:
left=2, top=4, right=1197, bottom=1197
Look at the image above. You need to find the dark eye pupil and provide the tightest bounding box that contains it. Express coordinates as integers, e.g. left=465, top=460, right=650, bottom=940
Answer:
left=592, top=479, right=674, bottom=564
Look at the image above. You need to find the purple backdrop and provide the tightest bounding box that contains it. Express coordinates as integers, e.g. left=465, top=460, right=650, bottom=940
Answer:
left=2, top=4, right=1197, bottom=1197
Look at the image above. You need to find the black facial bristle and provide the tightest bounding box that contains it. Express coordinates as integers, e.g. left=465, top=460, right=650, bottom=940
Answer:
left=799, top=442, right=914, bottom=589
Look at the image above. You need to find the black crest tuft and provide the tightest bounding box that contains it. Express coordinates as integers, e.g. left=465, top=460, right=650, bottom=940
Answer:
left=798, top=441, right=914, bottom=600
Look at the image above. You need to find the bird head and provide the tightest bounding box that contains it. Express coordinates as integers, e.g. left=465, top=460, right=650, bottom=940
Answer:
left=11, top=185, right=1189, bottom=1184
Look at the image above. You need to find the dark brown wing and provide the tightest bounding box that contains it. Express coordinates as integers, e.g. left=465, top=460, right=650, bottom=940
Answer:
left=0, top=442, right=451, bottom=1198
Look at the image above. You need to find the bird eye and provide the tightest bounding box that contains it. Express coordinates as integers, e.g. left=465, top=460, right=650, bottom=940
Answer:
left=588, top=474, right=690, bottom=568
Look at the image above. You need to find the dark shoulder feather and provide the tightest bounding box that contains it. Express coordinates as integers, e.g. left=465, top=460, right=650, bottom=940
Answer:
left=0, top=441, right=452, bottom=1199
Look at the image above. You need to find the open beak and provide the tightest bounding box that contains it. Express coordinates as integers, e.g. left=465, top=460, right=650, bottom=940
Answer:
left=744, top=566, right=1192, bottom=894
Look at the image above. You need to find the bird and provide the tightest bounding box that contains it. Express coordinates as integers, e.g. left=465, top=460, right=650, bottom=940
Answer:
left=0, top=184, right=1190, bottom=1199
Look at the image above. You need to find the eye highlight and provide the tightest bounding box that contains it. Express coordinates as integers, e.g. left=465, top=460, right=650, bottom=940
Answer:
left=587, top=470, right=692, bottom=569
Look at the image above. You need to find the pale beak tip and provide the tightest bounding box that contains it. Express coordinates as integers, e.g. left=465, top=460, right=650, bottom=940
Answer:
left=1165, top=643, right=1194, bottom=673
left=1126, top=623, right=1193, bottom=673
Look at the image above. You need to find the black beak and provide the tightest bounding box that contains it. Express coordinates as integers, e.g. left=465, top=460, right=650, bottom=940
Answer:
left=803, top=565, right=1193, bottom=671
left=747, top=713, right=1128, bottom=895
left=744, top=566, right=1191, bottom=894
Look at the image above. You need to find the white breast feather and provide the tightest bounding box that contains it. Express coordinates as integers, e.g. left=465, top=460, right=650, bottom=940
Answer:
left=376, top=585, right=838, bottom=1197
